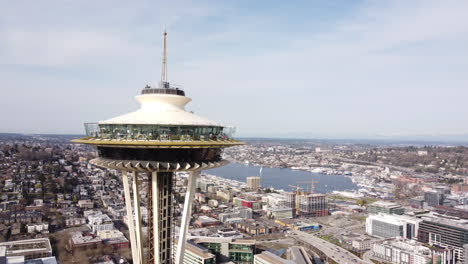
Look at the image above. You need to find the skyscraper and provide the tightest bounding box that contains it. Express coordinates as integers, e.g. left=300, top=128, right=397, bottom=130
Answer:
left=246, top=176, right=261, bottom=190
left=72, top=32, right=243, bottom=264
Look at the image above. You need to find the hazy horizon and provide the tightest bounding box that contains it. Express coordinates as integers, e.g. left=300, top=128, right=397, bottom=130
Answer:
left=1, top=0, right=467, bottom=137
left=2, top=131, right=468, bottom=145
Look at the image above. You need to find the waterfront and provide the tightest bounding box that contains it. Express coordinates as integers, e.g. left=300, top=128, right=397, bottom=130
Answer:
left=204, top=162, right=358, bottom=193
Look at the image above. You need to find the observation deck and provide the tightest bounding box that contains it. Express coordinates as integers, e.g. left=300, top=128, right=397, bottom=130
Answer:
left=71, top=82, right=243, bottom=164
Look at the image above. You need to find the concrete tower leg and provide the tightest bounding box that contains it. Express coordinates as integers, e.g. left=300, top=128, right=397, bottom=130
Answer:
left=151, top=171, right=160, bottom=264
left=132, top=172, right=144, bottom=264
left=122, top=171, right=139, bottom=264
left=175, top=170, right=199, bottom=264
left=158, top=172, right=173, bottom=263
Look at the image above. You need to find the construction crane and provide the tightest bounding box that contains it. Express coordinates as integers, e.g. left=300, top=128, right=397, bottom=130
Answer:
left=297, top=180, right=318, bottom=194
left=288, top=185, right=303, bottom=216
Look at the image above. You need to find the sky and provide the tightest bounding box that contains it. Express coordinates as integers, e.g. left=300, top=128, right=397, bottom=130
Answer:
left=1, top=0, right=468, bottom=139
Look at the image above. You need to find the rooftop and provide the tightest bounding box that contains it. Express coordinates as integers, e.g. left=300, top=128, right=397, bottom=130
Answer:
left=289, top=246, right=313, bottom=264
left=380, top=238, right=431, bottom=256
left=185, top=241, right=215, bottom=259
left=0, top=238, right=52, bottom=256
left=255, top=251, right=295, bottom=264
left=420, top=212, right=468, bottom=230
left=369, top=201, right=402, bottom=208
left=71, top=232, right=101, bottom=245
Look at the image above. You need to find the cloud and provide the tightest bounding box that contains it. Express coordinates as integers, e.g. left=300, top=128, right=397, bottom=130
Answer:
left=0, top=0, right=467, bottom=138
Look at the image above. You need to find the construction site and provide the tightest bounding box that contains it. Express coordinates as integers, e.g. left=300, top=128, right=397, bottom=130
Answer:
left=289, top=181, right=329, bottom=217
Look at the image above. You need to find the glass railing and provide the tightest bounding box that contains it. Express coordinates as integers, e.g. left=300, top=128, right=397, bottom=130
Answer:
left=84, top=123, right=100, bottom=137
left=83, top=123, right=237, bottom=141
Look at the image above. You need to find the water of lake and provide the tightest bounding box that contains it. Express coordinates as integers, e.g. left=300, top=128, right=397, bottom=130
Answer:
left=204, top=162, right=358, bottom=193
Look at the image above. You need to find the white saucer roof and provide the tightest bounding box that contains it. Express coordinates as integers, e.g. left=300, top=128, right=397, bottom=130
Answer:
left=99, top=92, right=223, bottom=127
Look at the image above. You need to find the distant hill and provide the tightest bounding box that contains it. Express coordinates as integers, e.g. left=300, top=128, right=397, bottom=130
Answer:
left=0, top=133, right=85, bottom=143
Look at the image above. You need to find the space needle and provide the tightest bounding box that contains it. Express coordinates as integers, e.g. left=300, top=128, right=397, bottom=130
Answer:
left=72, top=31, right=243, bottom=264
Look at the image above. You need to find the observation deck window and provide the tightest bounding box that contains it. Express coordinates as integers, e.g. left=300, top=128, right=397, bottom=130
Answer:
left=83, top=123, right=236, bottom=141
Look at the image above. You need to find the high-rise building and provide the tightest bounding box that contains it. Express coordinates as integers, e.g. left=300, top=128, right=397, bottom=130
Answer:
left=417, top=213, right=468, bottom=262
left=72, top=32, right=243, bottom=264
left=424, top=191, right=445, bottom=207
left=366, top=213, right=421, bottom=239
left=284, top=192, right=296, bottom=209
left=297, top=194, right=328, bottom=217
left=246, top=176, right=261, bottom=190
left=464, top=244, right=468, bottom=264
left=197, top=181, right=214, bottom=193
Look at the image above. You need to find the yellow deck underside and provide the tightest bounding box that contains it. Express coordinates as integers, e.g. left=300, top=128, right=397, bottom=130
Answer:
left=71, top=137, right=244, bottom=148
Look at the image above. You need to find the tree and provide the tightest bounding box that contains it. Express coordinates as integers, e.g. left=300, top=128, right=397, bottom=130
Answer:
left=356, top=199, right=369, bottom=207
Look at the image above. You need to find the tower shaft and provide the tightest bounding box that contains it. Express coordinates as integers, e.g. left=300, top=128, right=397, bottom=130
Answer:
left=154, top=172, right=174, bottom=263
left=122, top=171, right=174, bottom=264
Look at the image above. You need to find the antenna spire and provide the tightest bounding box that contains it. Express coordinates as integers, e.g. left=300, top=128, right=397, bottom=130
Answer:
left=160, top=30, right=168, bottom=87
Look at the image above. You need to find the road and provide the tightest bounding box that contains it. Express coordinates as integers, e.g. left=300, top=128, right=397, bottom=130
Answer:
left=291, top=230, right=372, bottom=264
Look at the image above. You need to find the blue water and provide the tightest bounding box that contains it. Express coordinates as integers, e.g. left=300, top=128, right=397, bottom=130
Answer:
left=203, top=163, right=358, bottom=193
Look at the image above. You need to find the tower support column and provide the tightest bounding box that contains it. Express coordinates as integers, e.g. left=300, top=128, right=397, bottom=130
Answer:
left=160, top=172, right=173, bottom=263
left=132, top=172, right=144, bottom=264
left=151, top=171, right=160, bottom=264
left=175, top=170, right=200, bottom=264
left=122, top=171, right=140, bottom=264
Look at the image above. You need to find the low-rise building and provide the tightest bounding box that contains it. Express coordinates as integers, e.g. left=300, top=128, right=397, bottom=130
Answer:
left=233, top=197, right=262, bottom=210
left=193, top=237, right=256, bottom=264
left=174, top=240, right=216, bottom=264
left=0, top=238, right=53, bottom=261
left=235, top=220, right=280, bottom=236
left=78, top=199, right=94, bottom=209
left=0, top=211, right=42, bottom=224
left=69, top=231, right=102, bottom=250
left=372, top=238, right=432, bottom=264
left=27, top=223, right=49, bottom=233
left=195, top=216, right=220, bottom=228
left=100, top=231, right=129, bottom=250
left=219, top=208, right=253, bottom=223
left=66, top=217, right=86, bottom=226
left=87, top=212, right=115, bottom=233
left=266, top=207, right=293, bottom=219
left=368, top=201, right=405, bottom=215
left=352, top=237, right=379, bottom=251
left=216, top=190, right=232, bottom=201
left=275, top=219, right=319, bottom=231
left=287, top=246, right=313, bottom=264
left=254, top=251, right=295, bottom=264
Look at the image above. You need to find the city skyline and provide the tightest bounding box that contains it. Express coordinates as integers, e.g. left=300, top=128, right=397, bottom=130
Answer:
left=1, top=0, right=468, bottom=138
